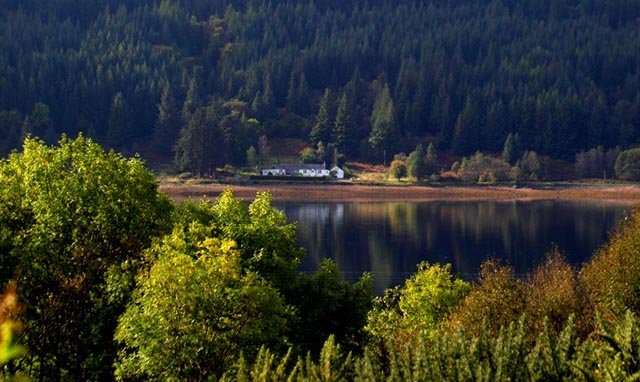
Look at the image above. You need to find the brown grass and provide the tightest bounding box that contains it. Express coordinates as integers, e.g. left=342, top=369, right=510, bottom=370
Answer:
left=160, top=182, right=640, bottom=204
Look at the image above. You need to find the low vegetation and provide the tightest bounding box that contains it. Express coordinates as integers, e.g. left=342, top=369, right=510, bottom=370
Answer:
left=2, top=136, right=640, bottom=381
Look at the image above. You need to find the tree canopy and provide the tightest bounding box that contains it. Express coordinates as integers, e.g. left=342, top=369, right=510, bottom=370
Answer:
left=0, top=135, right=173, bottom=380
left=1, top=0, right=639, bottom=167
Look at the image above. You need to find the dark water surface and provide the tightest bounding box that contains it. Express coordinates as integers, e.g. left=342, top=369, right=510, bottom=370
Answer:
left=274, top=200, right=632, bottom=294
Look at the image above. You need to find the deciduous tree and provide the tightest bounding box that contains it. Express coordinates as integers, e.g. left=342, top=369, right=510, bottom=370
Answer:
left=0, top=135, right=173, bottom=381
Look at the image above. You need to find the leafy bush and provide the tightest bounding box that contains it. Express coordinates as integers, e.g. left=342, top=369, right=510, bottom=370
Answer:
left=115, top=223, right=291, bottom=381
left=458, top=151, right=511, bottom=183
left=366, top=263, right=468, bottom=353
left=446, top=259, right=525, bottom=336
left=398, top=263, right=469, bottom=337
left=287, top=259, right=374, bottom=356
left=580, top=209, right=640, bottom=325
left=389, top=159, right=407, bottom=180
left=524, top=250, right=580, bottom=335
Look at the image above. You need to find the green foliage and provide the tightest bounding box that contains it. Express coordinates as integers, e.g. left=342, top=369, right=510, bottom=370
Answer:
left=230, top=347, right=294, bottom=382
left=406, top=144, right=426, bottom=180
left=300, top=147, right=318, bottom=164
left=588, top=311, right=640, bottom=382
left=369, top=84, right=397, bottom=159
left=425, top=142, right=438, bottom=176
left=246, top=145, right=258, bottom=168
left=502, top=133, right=523, bottom=165
left=576, top=146, right=621, bottom=180
left=615, top=148, right=640, bottom=181
left=519, top=150, right=541, bottom=180
left=179, top=189, right=304, bottom=288
left=106, top=92, right=133, bottom=151
left=459, top=151, right=511, bottom=183
left=527, top=316, right=583, bottom=382
left=389, top=159, right=406, bottom=180
left=163, top=191, right=372, bottom=368
left=152, top=83, right=180, bottom=156
left=399, top=262, right=469, bottom=337
left=310, top=88, right=334, bottom=146
left=332, top=93, right=354, bottom=155
left=287, top=259, right=374, bottom=356
left=0, top=0, right=640, bottom=166
left=0, top=135, right=173, bottom=381
left=230, top=335, right=353, bottom=382
left=366, top=263, right=469, bottom=358
left=580, top=209, right=640, bottom=325
left=115, top=223, right=291, bottom=381
left=174, top=106, right=222, bottom=176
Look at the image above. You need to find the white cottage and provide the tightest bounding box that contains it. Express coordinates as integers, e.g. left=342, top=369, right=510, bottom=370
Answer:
left=261, top=164, right=331, bottom=177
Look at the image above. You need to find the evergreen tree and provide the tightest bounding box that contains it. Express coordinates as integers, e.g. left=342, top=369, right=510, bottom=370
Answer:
left=29, top=102, right=54, bottom=143
left=453, top=95, right=482, bottom=156
left=369, top=84, right=398, bottom=163
left=182, top=78, right=201, bottom=124
left=258, top=135, right=271, bottom=165
left=502, top=132, right=523, bottom=165
left=425, top=142, right=438, bottom=176
left=246, top=145, right=257, bottom=168
left=174, top=107, right=221, bottom=177
left=106, top=92, right=132, bottom=151
left=332, top=93, right=351, bottom=153
left=310, top=88, right=334, bottom=146
left=153, top=83, right=180, bottom=157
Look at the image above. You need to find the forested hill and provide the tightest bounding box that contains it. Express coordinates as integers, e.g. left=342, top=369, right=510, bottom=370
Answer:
left=1, top=0, right=639, bottom=169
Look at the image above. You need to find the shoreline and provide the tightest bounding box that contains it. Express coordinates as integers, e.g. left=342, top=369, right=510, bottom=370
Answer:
left=159, top=182, right=640, bottom=204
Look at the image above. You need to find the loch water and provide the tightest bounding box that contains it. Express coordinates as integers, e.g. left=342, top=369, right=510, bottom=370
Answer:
left=274, top=200, right=632, bottom=294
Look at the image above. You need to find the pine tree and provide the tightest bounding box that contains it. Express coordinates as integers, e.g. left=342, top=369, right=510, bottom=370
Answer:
left=246, top=146, right=257, bottom=168
left=181, top=78, right=201, bottom=124
left=369, top=84, right=398, bottom=163
left=174, top=107, right=221, bottom=177
left=153, top=83, right=180, bottom=157
left=502, top=132, right=523, bottom=165
left=425, top=142, right=438, bottom=176
left=332, top=93, right=352, bottom=153
left=106, top=92, right=132, bottom=151
left=453, top=95, right=481, bottom=156
left=29, top=102, right=54, bottom=143
left=310, top=88, right=334, bottom=146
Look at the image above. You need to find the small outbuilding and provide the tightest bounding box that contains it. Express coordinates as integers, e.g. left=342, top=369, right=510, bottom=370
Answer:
left=331, top=166, right=345, bottom=179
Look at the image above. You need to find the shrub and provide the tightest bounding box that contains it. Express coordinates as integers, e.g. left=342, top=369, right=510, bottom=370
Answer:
left=524, top=250, right=580, bottom=335
left=446, top=259, right=525, bottom=336
left=389, top=160, right=407, bottom=180
left=580, top=209, right=640, bottom=326
left=398, top=263, right=469, bottom=338
left=459, top=151, right=511, bottom=183
left=366, top=263, right=469, bottom=352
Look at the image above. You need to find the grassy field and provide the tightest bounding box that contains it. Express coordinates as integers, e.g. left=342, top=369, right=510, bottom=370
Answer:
left=160, top=181, right=640, bottom=204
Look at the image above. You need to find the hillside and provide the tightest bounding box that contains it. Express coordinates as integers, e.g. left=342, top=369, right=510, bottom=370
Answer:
left=1, top=0, right=639, bottom=172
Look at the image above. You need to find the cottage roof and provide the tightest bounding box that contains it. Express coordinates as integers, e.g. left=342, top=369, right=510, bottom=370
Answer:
left=272, top=163, right=326, bottom=170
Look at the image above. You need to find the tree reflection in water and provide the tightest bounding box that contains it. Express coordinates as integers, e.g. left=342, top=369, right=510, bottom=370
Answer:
left=275, top=201, right=630, bottom=294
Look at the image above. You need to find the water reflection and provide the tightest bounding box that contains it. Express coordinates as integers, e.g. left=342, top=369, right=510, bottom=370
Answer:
left=274, top=201, right=630, bottom=294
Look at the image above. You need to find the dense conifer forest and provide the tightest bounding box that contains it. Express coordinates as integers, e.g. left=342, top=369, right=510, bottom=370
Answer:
left=1, top=0, right=640, bottom=170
